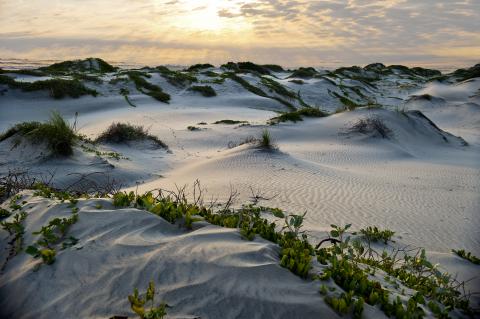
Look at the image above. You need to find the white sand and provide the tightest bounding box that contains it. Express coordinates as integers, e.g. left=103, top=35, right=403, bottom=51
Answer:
left=0, top=65, right=479, bottom=318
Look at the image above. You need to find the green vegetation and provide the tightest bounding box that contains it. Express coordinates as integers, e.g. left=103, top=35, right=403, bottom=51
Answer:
left=127, top=71, right=170, bottom=103
left=39, top=58, right=116, bottom=74
left=96, top=123, right=168, bottom=148
left=260, top=129, right=274, bottom=149
left=0, top=208, right=11, bottom=220
left=359, top=226, right=395, bottom=244
left=186, top=63, right=214, bottom=72
left=0, top=111, right=77, bottom=156
left=2, top=178, right=474, bottom=318
left=79, top=144, right=127, bottom=160
left=317, top=223, right=472, bottom=318
left=155, top=66, right=197, bottom=87
left=188, top=85, right=216, bottom=97
left=213, top=119, right=248, bottom=125
left=262, top=64, right=285, bottom=72
left=1, top=211, right=27, bottom=256
left=333, top=92, right=361, bottom=110
left=450, top=64, right=480, bottom=82
left=288, top=67, right=317, bottom=79
left=261, top=77, right=296, bottom=98
left=0, top=68, right=46, bottom=76
left=128, top=281, right=167, bottom=319
left=452, top=249, right=480, bottom=265
left=119, top=88, right=136, bottom=107
left=289, top=79, right=305, bottom=85
left=0, top=75, right=98, bottom=99
left=269, top=107, right=327, bottom=124
left=237, top=62, right=271, bottom=75
left=26, top=213, right=79, bottom=265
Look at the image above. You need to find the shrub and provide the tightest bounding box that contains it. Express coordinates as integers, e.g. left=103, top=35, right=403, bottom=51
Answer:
left=0, top=121, right=41, bottom=142
left=188, top=85, right=216, bottom=97
left=346, top=116, right=392, bottom=139
left=187, top=126, right=200, bottom=131
left=96, top=123, right=168, bottom=148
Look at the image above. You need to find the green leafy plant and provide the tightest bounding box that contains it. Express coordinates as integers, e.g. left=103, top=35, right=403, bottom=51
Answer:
left=26, top=213, right=79, bottom=265
left=128, top=281, right=167, bottom=319
left=113, top=191, right=136, bottom=207
left=360, top=226, right=395, bottom=244
left=1, top=211, right=27, bottom=255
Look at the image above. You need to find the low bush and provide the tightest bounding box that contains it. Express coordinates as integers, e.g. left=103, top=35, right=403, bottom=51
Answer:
left=188, top=85, right=216, bottom=97
left=96, top=123, right=168, bottom=148
left=345, top=116, right=393, bottom=139
left=288, top=67, right=317, bottom=79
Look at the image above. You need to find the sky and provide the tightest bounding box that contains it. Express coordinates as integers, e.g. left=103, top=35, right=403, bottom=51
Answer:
left=0, top=0, right=479, bottom=68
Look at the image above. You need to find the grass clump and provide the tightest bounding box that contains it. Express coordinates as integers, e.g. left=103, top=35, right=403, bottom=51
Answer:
left=360, top=226, right=395, bottom=244
left=187, top=126, right=200, bottom=131
left=96, top=123, right=167, bottom=148
left=269, top=107, right=327, bottom=124
left=0, top=111, right=77, bottom=156
left=213, top=119, right=248, bottom=125
left=259, top=129, right=275, bottom=149
left=188, top=85, right=217, bottom=97
left=452, top=249, right=480, bottom=265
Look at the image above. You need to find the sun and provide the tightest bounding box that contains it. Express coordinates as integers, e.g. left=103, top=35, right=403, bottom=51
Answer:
left=165, top=0, right=251, bottom=32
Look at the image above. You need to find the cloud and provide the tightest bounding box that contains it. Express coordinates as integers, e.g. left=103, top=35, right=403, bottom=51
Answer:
left=0, top=0, right=478, bottom=67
